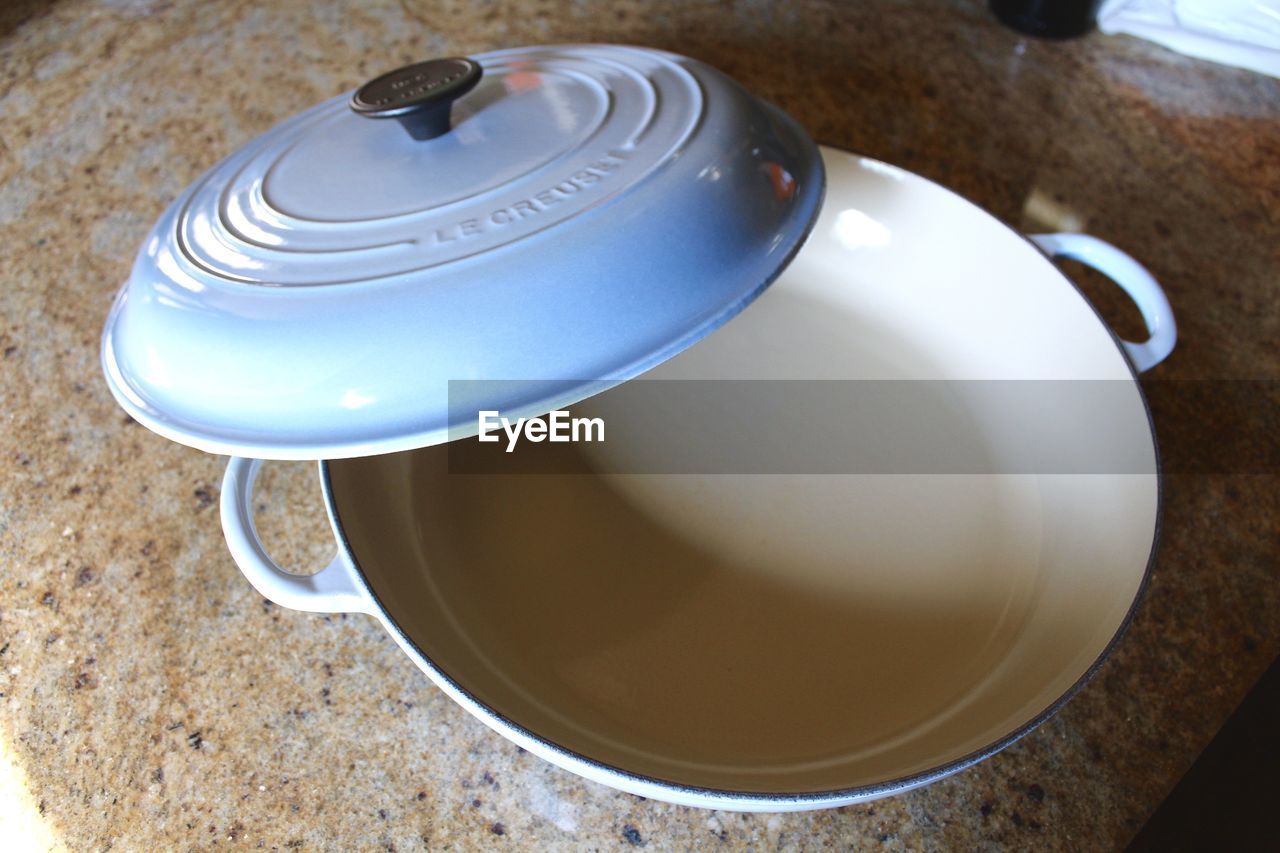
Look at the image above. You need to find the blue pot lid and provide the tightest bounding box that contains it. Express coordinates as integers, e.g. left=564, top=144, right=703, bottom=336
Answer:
left=101, top=44, right=824, bottom=460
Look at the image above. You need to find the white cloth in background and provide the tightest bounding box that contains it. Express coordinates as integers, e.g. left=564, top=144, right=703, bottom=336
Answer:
left=1099, top=0, right=1280, bottom=77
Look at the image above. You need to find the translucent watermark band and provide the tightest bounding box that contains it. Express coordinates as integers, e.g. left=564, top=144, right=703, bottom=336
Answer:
left=445, top=379, right=1277, bottom=475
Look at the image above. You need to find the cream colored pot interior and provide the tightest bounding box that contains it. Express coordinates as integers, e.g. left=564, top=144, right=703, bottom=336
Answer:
left=326, top=149, right=1157, bottom=795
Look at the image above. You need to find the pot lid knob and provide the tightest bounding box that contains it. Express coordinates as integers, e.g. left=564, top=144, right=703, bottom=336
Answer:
left=349, top=57, right=483, bottom=140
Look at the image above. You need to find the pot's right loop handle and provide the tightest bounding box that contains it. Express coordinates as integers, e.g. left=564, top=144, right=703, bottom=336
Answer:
left=1030, top=233, right=1177, bottom=373
left=220, top=457, right=370, bottom=614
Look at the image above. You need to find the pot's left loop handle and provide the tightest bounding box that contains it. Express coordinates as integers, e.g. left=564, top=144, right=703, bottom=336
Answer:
left=220, top=457, right=370, bottom=614
left=1030, top=233, right=1176, bottom=373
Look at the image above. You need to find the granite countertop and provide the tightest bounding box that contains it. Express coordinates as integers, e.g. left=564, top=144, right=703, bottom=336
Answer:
left=2, top=0, right=1277, bottom=848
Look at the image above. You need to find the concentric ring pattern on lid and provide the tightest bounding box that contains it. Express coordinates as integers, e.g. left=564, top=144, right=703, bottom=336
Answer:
left=101, top=44, right=824, bottom=459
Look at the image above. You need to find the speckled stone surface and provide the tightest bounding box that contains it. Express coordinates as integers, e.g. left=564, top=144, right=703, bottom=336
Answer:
left=1, top=0, right=1277, bottom=849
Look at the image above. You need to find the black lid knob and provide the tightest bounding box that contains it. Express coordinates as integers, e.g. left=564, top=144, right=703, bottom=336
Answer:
left=350, top=58, right=483, bottom=141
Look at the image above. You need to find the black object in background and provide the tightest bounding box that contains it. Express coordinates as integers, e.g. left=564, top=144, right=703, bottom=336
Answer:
left=1127, top=653, right=1280, bottom=852
left=990, top=0, right=1105, bottom=38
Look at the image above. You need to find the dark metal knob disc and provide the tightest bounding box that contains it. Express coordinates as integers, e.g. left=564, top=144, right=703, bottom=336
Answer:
left=350, top=58, right=483, bottom=140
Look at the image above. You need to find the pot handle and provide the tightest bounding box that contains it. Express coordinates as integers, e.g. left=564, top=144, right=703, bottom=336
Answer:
left=1030, top=233, right=1177, bottom=373
left=220, top=457, right=371, bottom=614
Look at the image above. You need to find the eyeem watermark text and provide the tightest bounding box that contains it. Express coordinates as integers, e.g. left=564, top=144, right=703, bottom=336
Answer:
left=478, top=410, right=605, bottom=453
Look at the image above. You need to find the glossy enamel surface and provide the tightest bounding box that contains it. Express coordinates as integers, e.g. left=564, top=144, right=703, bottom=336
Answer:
left=102, top=44, right=823, bottom=460
left=224, top=149, right=1164, bottom=809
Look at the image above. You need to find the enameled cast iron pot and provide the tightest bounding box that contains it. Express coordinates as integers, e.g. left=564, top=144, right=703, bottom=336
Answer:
left=103, top=46, right=1175, bottom=811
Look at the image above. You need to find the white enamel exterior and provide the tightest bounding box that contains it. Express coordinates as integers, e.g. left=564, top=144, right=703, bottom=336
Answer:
left=1029, top=232, right=1177, bottom=372
left=101, top=44, right=822, bottom=460
left=221, top=456, right=372, bottom=615
left=220, top=148, right=1174, bottom=811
